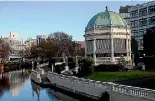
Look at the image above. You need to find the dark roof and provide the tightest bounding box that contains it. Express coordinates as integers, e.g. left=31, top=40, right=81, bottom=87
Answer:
left=119, top=5, right=132, bottom=13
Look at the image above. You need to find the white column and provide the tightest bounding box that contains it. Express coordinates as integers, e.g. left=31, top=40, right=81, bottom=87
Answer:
left=111, top=34, right=115, bottom=63
left=93, top=39, right=96, bottom=65
left=37, top=62, right=40, bottom=69
left=63, top=53, right=65, bottom=63
left=126, top=34, right=129, bottom=62
left=32, top=61, right=34, bottom=71
left=129, top=39, right=131, bottom=59
left=65, top=56, right=69, bottom=71
left=51, top=64, right=54, bottom=72
left=75, top=56, right=79, bottom=73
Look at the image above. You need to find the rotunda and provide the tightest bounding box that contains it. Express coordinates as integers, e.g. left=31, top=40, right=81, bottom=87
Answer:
left=84, top=6, right=131, bottom=65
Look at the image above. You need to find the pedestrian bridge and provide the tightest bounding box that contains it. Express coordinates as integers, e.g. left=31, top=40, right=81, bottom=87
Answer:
left=46, top=72, right=155, bottom=101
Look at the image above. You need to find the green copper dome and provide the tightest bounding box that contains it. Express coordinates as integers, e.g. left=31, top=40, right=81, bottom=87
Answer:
left=86, top=7, right=127, bottom=29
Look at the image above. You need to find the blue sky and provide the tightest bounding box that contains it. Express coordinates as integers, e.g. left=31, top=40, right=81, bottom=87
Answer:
left=0, top=1, right=148, bottom=40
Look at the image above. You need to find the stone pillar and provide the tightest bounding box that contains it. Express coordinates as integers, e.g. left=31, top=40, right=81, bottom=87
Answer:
left=126, top=29, right=129, bottom=62
left=93, top=39, right=96, bottom=65
left=65, top=56, right=69, bottom=71
left=51, top=64, right=54, bottom=72
left=37, top=62, right=39, bottom=68
left=63, top=53, right=65, bottom=63
left=129, top=39, right=131, bottom=60
left=111, top=34, right=115, bottom=63
left=75, top=56, right=79, bottom=73
left=32, top=61, right=34, bottom=71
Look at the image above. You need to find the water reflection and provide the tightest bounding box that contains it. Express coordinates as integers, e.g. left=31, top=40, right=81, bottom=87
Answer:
left=8, top=72, right=25, bottom=96
left=0, top=70, right=96, bottom=101
left=31, top=80, right=41, bottom=101
left=0, top=71, right=30, bottom=97
left=0, top=70, right=61, bottom=101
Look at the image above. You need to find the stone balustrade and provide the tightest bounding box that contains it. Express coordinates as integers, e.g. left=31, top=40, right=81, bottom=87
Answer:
left=47, top=72, right=155, bottom=101
left=47, top=72, right=111, bottom=99
left=37, top=62, right=49, bottom=68
left=110, top=83, right=155, bottom=100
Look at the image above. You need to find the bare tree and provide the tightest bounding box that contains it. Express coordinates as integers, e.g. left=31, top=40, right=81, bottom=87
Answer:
left=48, top=32, right=73, bottom=57
left=0, top=39, right=10, bottom=62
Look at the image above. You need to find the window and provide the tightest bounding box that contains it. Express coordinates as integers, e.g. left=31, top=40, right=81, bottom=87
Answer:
left=134, top=20, right=138, bottom=27
left=132, top=30, right=138, bottom=37
left=139, top=8, right=147, bottom=16
left=139, top=18, right=147, bottom=27
left=131, top=20, right=138, bottom=28
left=148, top=16, right=155, bottom=25
left=148, top=6, right=155, bottom=14
left=139, top=29, right=145, bottom=36
left=131, top=21, right=134, bottom=28
left=130, top=10, right=138, bottom=18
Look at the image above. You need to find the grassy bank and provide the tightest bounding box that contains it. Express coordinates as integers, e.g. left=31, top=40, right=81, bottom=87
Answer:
left=88, top=71, right=155, bottom=82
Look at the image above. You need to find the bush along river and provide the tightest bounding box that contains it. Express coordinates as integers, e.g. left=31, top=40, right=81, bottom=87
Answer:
left=0, top=70, right=97, bottom=101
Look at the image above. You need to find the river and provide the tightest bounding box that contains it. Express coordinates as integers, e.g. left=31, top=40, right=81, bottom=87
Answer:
left=0, top=70, right=97, bottom=101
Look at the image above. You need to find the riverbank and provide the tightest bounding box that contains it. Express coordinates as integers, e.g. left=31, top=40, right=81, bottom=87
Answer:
left=88, top=71, right=155, bottom=82
left=0, top=62, right=32, bottom=73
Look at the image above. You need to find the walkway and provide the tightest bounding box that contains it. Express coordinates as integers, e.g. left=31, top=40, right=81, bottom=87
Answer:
left=47, top=72, right=155, bottom=101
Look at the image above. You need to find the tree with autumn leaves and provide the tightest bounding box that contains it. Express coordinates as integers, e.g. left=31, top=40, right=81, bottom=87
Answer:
left=26, top=32, right=75, bottom=61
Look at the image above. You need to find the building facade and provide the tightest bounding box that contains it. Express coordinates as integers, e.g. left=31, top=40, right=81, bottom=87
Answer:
left=73, top=40, right=85, bottom=56
left=84, top=7, right=131, bottom=65
left=1, top=32, right=26, bottom=61
left=24, top=38, right=37, bottom=48
left=36, top=35, right=46, bottom=46
left=119, top=5, right=132, bottom=25
left=128, top=1, right=155, bottom=52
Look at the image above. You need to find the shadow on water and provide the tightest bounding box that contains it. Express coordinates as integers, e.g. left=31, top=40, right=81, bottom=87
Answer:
left=99, top=92, right=110, bottom=101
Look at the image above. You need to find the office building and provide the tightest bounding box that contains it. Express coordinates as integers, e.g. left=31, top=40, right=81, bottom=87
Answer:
left=36, top=35, right=46, bottom=45
left=128, top=1, right=155, bottom=52
left=119, top=5, right=132, bottom=25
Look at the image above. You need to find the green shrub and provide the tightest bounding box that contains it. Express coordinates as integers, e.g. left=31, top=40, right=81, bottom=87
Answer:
left=77, top=57, right=94, bottom=77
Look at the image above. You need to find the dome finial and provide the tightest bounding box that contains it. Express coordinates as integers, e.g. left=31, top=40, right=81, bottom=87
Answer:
left=105, top=6, right=108, bottom=11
